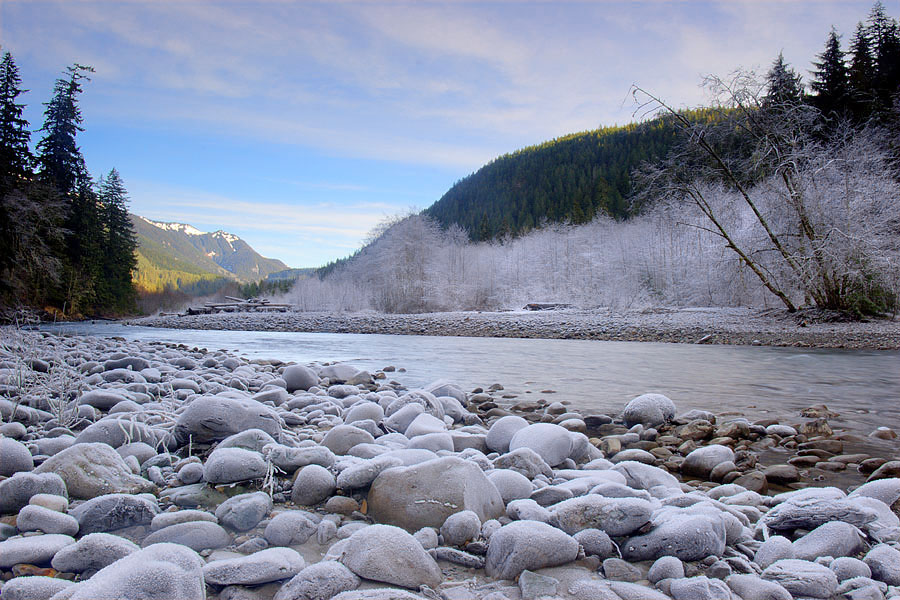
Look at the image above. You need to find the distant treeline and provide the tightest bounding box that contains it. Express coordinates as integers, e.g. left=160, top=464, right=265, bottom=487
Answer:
left=0, top=54, right=138, bottom=317
left=424, top=1, right=900, bottom=241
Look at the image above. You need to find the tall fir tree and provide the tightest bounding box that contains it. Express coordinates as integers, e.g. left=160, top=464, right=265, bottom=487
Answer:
left=97, top=168, right=138, bottom=313
left=810, top=27, right=850, bottom=117
left=765, top=52, right=804, bottom=107
left=848, top=20, right=877, bottom=116
left=865, top=1, right=900, bottom=114
left=0, top=52, right=32, bottom=184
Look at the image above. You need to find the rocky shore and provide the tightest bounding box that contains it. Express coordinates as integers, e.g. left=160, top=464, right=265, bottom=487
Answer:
left=1, top=329, right=900, bottom=600
left=130, top=307, right=900, bottom=350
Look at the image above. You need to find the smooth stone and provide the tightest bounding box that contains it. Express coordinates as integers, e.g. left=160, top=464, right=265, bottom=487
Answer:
left=172, top=395, right=282, bottom=445
left=485, top=416, right=530, bottom=454
left=0, top=533, right=75, bottom=568
left=117, top=442, right=158, bottom=465
left=669, top=575, right=732, bottom=600
left=292, top=464, right=337, bottom=506
left=762, top=559, right=839, bottom=598
left=519, top=570, right=559, bottom=600
left=331, top=590, right=424, bottom=600
left=273, top=560, right=361, bottom=600
left=204, top=447, right=268, bottom=484
left=338, top=524, right=442, bottom=589
left=602, top=557, right=643, bottom=582
left=218, top=429, right=278, bottom=453
left=792, top=520, right=866, bottom=561
left=179, top=462, right=204, bottom=484
left=682, top=445, right=735, bottom=479
left=648, top=555, right=685, bottom=584
left=28, top=493, right=68, bottom=513
left=74, top=418, right=162, bottom=448
left=623, top=393, right=676, bottom=427
left=612, top=461, right=682, bottom=496
left=368, top=456, right=504, bottom=531
left=763, top=493, right=878, bottom=532
left=552, top=495, right=653, bottom=537
left=203, top=547, right=305, bottom=585
left=865, top=544, right=900, bottom=585
left=868, top=461, right=900, bottom=481
left=264, top=511, right=317, bottom=546
left=754, top=535, right=794, bottom=570
left=622, top=513, right=726, bottom=562
left=832, top=557, right=873, bottom=581
left=283, top=365, right=319, bottom=392
left=573, top=528, right=615, bottom=559
left=78, top=389, right=129, bottom=410
left=726, top=574, right=792, bottom=600
left=69, top=493, right=159, bottom=534
left=441, top=510, right=482, bottom=547
left=51, top=532, right=140, bottom=573
left=322, top=425, right=376, bottom=456
left=16, top=504, right=79, bottom=535
left=0, top=437, right=34, bottom=476
left=150, top=509, right=217, bottom=531
left=161, top=483, right=229, bottom=508
left=33, top=442, right=155, bottom=500
left=336, top=456, right=402, bottom=490
left=508, top=423, right=574, bottom=467
left=764, top=464, right=801, bottom=485
left=57, top=542, right=205, bottom=600
left=142, top=520, right=231, bottom=551
left=404, top=413, right=447, bottom=437
left=850, top=479, right=900, bottom=509
left=265, top=444, right=336, bottom=471
left=216, top=491, right=273, bottom=532
left=493, top=447, right=553, bottom=479
left=487, top=469, right=534, bottom=504
left=0, top=472, right=67, bottom=514
left=484, top=520, right=579, bottom=580
left=0, top=576, right=74, bottom=600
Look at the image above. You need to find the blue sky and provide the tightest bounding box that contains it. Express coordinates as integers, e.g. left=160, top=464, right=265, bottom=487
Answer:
left=1, top=0, right=878, bottom=268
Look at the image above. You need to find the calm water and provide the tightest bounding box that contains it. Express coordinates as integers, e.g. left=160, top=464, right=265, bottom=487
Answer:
left=39, top=322, right=900, bottom=447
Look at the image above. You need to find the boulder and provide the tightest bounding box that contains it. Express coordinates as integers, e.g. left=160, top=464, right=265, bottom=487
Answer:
left=264, top=511, right=317, bottom=546
left=682, top=445, right=735, bottom=479
left=864, top=544, right=900, bottom=585
left=622, top=393, right=676, bottom=427
left=51, top=532, right=140, bottom=574
left=171, top=395, right=282, bottom=445
left=34, top=443, right=155, bottom=500
left=792, top=520, right=866, bottom=561
left=763, top=492, right=878, bottom=533
left=203, top=547, right=305, bottom=585
left=69, top=493, right=159, bottom=534
left=338, top=524, right=442, bottom=589
left=761, top=559, right=839, bottom=599
left=0, top=472, right=67, bottom=514
left=274, top=560, right=360, bottom=600
left=622, top=513, right=726, bottom=562
left=283, top=365, right=319, bottom=392
left=552, top=495, right=653, bottom=537
left=215, top=491, right=272, bottom=532
left=0, top=437, right=34, bottom=476
left=292, top=464, right=336, bottom=506
left=55, top=542, right=205, bottom=600
left=367, top=457, right=504, bottom=531
left=486, top=416, right=530, bottom=454
left=508, top=423, right=573, bottom=467
left=485, top=520, right=579, bottom=580
left=203, top=447, right=267, bottom=484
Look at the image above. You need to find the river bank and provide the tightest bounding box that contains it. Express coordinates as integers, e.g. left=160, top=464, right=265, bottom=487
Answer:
left=130, top=307, right=900, bottom=350
left=1, top=330, right=899, bottom=599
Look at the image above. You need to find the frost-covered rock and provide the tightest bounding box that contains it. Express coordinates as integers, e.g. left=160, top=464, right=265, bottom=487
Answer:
left=203, top=547, right=305, bottom=586
left=322, top=425, right=376, bottom=456
left=203, top=447, right=267, bottom=484
left=487, top=469, right=533, bottom=504
left=792, top=520, right=866, bottom=561
left=15, top=504, right=79, bottom=536
left=485, top=520, right=579, bottom=580
left=171, top=395, right=282, bottom=445
left=273, top=560, right=361, bottom=600
left=485, top=416, right=530, bottom=454
left=441, top=510, right=481, bottom=547
left=0, top=437, right=33, bottom=476
left=264, top=511, right=317, bottom=546
left=1, top=576, right=74, bottom=600
left=682, top=445, right=735, bottom=479
left=215, top=491, right=272, bottom=532
left=292, top=464, right=336, bottom=506
left=0, top=534, right=74, bottom=568
left=69, top=493, right=159, bottom=534
left=754, top=535, right=794, bottom=570
left=508, top=423, right=574, bottom=467
left=51, top=532, right=140, bottom=574
left=762, top=559, right=839, bottom=599
left=865, top=544, right=900, bottom=585
left=726, top=574, right=792, bottom=600
left=34, top=443, right=154, bottom=499
left=612, top=461, right=682, bottom=497
left=142, top=520, right=231, bottom=551
left=622, top=512, right=726, bottom=562
left=0, top=472, right=67, bottom=514
left=338, top=524, right=442, bottom=589
left=622, top=393, right=676, bottom=428
left=493, top=447, right=553, bottom=480
left=552, top=495, right=653, bottom=537
left=283, top=365, right=319, bottom=392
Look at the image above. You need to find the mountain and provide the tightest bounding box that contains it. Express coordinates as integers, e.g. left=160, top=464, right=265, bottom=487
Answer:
left=131, top=215, right=289, bottom=293
left=423, top=111, right=721, bottom=240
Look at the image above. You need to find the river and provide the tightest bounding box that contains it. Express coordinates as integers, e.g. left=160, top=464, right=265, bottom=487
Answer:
left=39, top=322, right=900, bottom=454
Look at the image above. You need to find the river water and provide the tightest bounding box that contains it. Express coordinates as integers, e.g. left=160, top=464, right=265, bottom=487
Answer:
left=40, top=322, right=900, bottom=452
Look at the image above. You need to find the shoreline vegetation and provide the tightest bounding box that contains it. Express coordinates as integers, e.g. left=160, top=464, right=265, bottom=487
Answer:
left=1, top=329, right=899, bottom=599
left=129, top=307, right=900, bottom=351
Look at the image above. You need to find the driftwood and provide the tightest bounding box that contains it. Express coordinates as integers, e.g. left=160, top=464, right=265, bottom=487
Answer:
left=184, top=297, right=292, bottom=315
left=524, top=303, right=574, bottom=311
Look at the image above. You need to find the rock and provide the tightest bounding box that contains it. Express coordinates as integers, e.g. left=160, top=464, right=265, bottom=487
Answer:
left=792, top=520, right=866, bottom=561
left=74, top=418, right=162, bottom=448
left=161, top=483, right=228, bottom=508
left=143, top=520, right=231, bottom=551
left=331, top=590, right=424, bottom=600
left=78, top=389, right=130, bottom=410
left=203, top=547, right=305, bottom=586
left=612, top=461, right=681, bottom=496
left=764, top=464, right=800, bottom=485
left=16, top=503, right=78, bottom=536
left=754, top=535, right=794, bottom=570
left=336, top=456, right=402, bottom=490
left=0, top=472, right=67, bottom=514
left=762, top=559, right=839, bottom=599
left=622, top=513, right=726, bottom=562
left=0, top=534, right=73, bottom=569
left=56, top=542, right=205, bottom=600
left=487, top=469, right=533, bottom=504
left=283, top=365, right=319, bottom=392
left=204, top=447, right=268, bottom=484
left=649, top=556, right=684, bottom=584
left=178, top=462, right=204, bottom=484
left=273, top=560, right=361, bottom=600
left=291, top=464, right=336, bottom=506
left=266, top=444, right=336, bottom=471
left=484, top=520, right=579, bottom=580
left=33, top=443, right=155, bottom=500
left=368, top=456, right=504, bottom=531
left=338, top=524, right=442, bottom=589
left=51, top=532, right=140, bottom=574
left=865, top=544, right=900, bottom=585
left=831, top=557, right=872, bottom=581
left=172, top=395, right=282, bottom=446
left=151, top=509, right=217, bottom=531
left=602, top=557, right=643, bottom=582
left=682, top=445, right=735, bottom=479
left=493, top=448, right=553, bottom=480
left=574, top=528, right=615, bottom=559
left=405, top=413, right=447, bottom=437
left=219, top=429, right=278, bottom=453
left=0, top=437, right=34, bottom=476
left=850, top=479, right=900, bottom=509
left=508, top=423, right=574, bottom=467
left=733, top=471, right=768, bottom=494
left=29, top=493, right=68, bottom=513
left=216, top=491, right=273, bottom=532
left=441, top=510, right=482, bottom=547
left=264, top=511, right=317, bottom=546
left=726, top=574, right=792, bottom=600
left=519, top=570, right=559, bottom=599
left=69, top=493, right=159, bottom=534
left=322, top=425, right=376, bottom=456
left=868, top=461, right=900, bottom=482
left=669, top=576, right=732, bottom=600
left=0, top=576, right=74, bottom=600
left=552, top=495, right=652, bottom=537
left=623, top=393, right=676, bottom=428
left=763, top=492, right=878, bottom=532
left=486, top=416, right=530, bottom=453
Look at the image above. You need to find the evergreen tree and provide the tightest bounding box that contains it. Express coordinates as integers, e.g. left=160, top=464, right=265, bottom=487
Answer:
left=848, top=21, right=877, bottom=115
left=36, top=64, right=93, bottom=196
left=765, top=52, right=804, bottom=107
left=810, top=28, right=850, bottom=117
left=0, top=52, right=31, bottom=183
left=866, top=1, right=900, bottom=111
left=97, top=168, right=138, bottom=312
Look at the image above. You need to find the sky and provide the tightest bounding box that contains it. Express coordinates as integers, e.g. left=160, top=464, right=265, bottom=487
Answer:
left=0, top=0, right=881, bottom=268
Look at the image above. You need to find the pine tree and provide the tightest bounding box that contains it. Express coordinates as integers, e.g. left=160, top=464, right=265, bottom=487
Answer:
left=765, top=52, right=804, bottom=107
left=866, top=1, right=900, bottom=111
left=97, top=168, right=138, bottom=312
left=0, top=52, right=31, bottom=184
left=848, top=20, right=877, bottom=115
left=810, top=28, right=850, bottom=117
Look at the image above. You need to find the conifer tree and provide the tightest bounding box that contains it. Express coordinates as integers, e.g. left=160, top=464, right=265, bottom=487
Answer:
left=765, top=52, right=804, bottom=107
left=848, top=21, right=877, bottom=115
left=97, top=168, right=138, bottom=312
left=865, top=1, right=900, bottom=111
left=810, top=28, right=850, bottom=117
left=0, top=52, right=31, bottom=184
